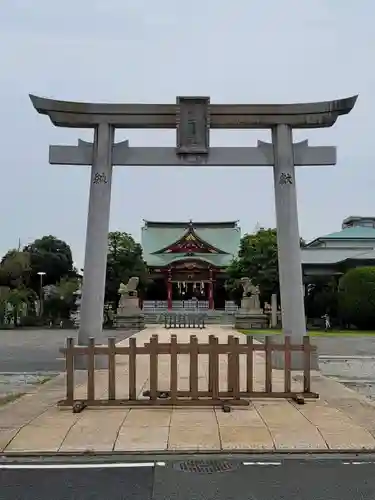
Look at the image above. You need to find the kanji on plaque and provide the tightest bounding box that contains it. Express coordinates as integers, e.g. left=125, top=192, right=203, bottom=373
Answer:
left=279, top=172, right=293, bottom=185
left=176, top=96, right=210, bottom=155
left=93, top=172, right=108, bottom=184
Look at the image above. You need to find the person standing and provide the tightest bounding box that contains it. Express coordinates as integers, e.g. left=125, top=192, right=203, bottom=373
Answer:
left=322, top=313, right=331, bottom=331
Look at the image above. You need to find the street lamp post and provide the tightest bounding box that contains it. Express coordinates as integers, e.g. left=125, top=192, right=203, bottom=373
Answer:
left=37, top=271, right=46, bottom=317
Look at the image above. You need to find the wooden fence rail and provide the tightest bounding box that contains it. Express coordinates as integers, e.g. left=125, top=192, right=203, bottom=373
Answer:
left=59, top=334, right=318, bottom=410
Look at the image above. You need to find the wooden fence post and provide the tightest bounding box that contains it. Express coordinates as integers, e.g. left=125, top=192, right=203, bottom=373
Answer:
left=129, top=337, right=137, bottom=400
left=66, top=337, right=74, bottom=405
left=208, top=335, right=215, bottom=392
left=227, top=335, right=236, bottom=394
left=232, top=337, right=240, bottom=399
left=149, top=335, right=158, bottom=401
left=211, top=337, right=219, bottom=400
left=265, top=336, right=272, bottom=393
left=189, top=335, right=199, bottom=400
left=170, top=335, right=178, bottom=403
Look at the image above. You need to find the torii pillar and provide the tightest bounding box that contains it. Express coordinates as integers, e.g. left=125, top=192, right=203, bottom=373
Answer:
left=30, top=94, right=357, bottom=369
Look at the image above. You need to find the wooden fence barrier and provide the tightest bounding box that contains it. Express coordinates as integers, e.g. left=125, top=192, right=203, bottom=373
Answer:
left=58, top=334, right=318, bottom=410
left=163, top=313, right=206, bottom=329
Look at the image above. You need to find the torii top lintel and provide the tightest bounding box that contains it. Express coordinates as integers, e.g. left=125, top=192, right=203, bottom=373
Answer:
left=29, top=94, right=358, bottom=130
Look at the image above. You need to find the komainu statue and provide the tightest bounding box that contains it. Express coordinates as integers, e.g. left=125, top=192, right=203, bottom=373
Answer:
left=240, top=277, right=262, bottom=312
left=116, top=276, right=143, bottom=329
left=118, top=277, right=139, bottom=298
left=240, top=277, right=252, bottom=297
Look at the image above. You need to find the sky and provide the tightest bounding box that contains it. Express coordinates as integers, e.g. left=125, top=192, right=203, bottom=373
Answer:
left=1, top=1, right=374, bottom=268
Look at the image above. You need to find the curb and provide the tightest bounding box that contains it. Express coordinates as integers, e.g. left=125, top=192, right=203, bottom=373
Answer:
left=2, top=448, right=375, bottom=461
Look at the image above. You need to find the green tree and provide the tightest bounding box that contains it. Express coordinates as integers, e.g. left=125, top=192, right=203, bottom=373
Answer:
left=43, top=277, right=80, bottom=323
left=338, top=267, right=375, bottom=330
left=0, top=286, right=11, bottom=324
left=23, top=236, right=74, bottom=292
left=227, top=228, right=305, bottom=302
left=105, top=231, right=147, bottom=307
left=0, top=250, right=31, bottom=288
left=0, top=285, right=38, bottom=326
left=7, top=287, right=37, bottom=325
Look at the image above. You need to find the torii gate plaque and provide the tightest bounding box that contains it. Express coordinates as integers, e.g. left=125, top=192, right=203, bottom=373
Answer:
left=30, top=94, right=357, bottom=368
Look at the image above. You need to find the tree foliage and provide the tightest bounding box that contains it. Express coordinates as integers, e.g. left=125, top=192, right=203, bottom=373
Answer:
left=338, top=267, right=375, bottom=330
left=43, top=277, right=80, bottom=322
left=0, top=235, right=76, bottom=325
left=105, top=231, right=147, bottom=306
left=0, top=250, right=31, bottom=288
left=0, top=285, right=38, bottom=325
left=23, top=235, right=74, bottom=291
left=0, top=230, right=149, bottom=325
left=227, top=227, right=305, bottom=302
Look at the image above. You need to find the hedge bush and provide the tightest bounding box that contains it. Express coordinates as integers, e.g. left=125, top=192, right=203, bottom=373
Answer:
left=338, top=267, right=375, bottom=330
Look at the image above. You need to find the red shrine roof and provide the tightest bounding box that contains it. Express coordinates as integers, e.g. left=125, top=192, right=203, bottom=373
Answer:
left=141, top=220, right=241, bottom=268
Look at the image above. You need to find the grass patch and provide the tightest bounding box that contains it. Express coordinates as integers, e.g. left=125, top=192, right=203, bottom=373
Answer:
left=238, top=329, right=281, bottom=335
left=35, top=375, right=53, bottom=385
left=238, top=329, right=375, bottom=337
left=0, top=392, right=25, bottom=406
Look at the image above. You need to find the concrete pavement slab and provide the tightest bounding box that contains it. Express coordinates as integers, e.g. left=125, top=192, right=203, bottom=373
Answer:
left=219, top=425, right=274, bottom=450
left=298, top=405, right=375, bottom=449
left=4, top=408, right=79, bottom=453
left=270, top=430, right=327, bottom=450
left=168, top=424, right=221, bottom=451
left=114, top=425, right=169, bottom=451
left=0, top=428, right=19, bottom=452
left=170, top=409, right=217, bottom=427
left=5, top=423, right=71, bottom=453
left=215, top=405, right=265, bottom=427
left=253, top=400, right=328, bottom=450
left=122, top=409, right=171, bottom=427
left=60, top=409, right=128, bottom=452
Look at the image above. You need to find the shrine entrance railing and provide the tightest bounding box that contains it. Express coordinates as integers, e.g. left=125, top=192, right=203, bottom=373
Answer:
left=58, top=334, right=318, bottom=411
left=163, top=312, right=206, bottom=329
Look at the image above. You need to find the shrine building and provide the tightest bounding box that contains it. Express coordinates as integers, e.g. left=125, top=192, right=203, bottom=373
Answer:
left=141, top=220, right=241, bottom=310
left=301, top=216, right=375, bottom=281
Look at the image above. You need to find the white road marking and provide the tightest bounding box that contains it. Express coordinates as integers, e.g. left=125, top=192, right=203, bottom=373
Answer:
left=343, top=461, right=375, bottom=465
left=0, top=461, right=166, bottom=470
left=243, top=461, right=281, bottom=466
left=334, top=379, right=375, bottom=384
left=320, top=355, right=375, bottom=361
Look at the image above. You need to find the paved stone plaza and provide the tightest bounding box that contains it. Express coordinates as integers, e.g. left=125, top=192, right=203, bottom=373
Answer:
left=2, top=326, right=375, bottom=454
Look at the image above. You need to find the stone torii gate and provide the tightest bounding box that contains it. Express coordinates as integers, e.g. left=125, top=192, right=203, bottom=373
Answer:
left=30, top=95, right=357, bottom=368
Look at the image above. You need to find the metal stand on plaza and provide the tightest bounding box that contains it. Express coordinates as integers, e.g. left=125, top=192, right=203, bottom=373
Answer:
left=30, top=94, right=357, bottom=369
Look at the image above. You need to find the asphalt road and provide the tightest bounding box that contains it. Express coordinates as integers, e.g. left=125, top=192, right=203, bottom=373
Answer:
left=1, top=457, right=375, bottom=499
left=312, top=336, right=375, bottom=357
left=0, top=329, right=136, bottom=373
left=2, top=329, right=375, bottom=373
